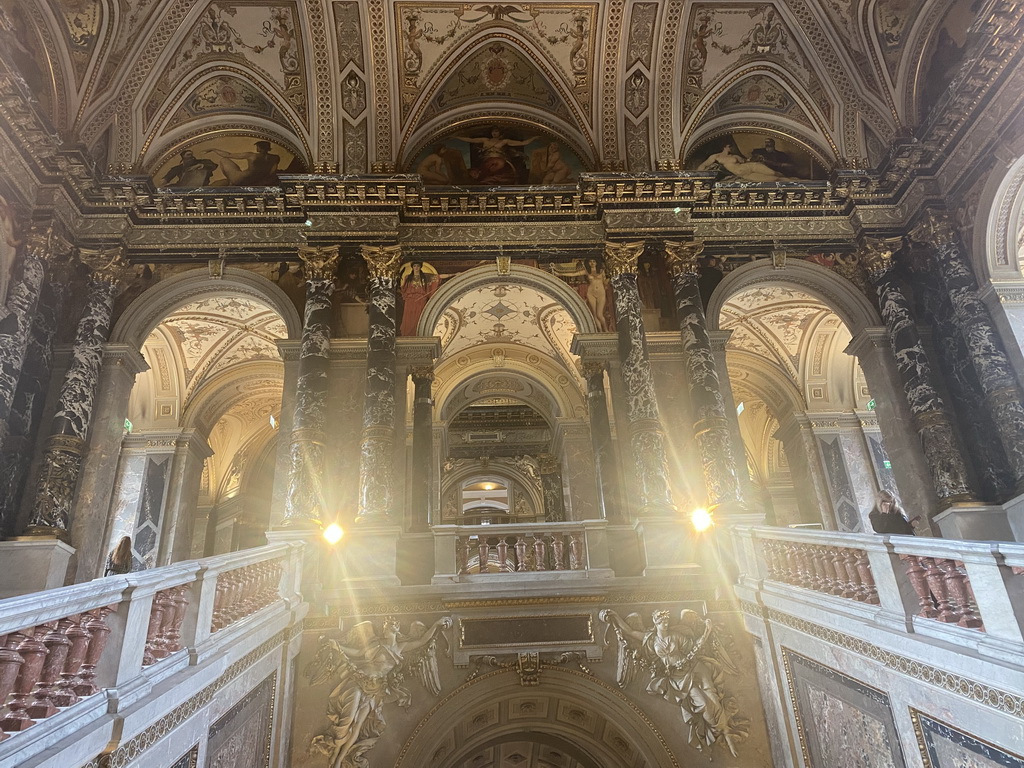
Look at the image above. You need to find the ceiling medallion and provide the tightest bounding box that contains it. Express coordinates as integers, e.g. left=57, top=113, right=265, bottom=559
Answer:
left=481, top=44, right=512, bottom=90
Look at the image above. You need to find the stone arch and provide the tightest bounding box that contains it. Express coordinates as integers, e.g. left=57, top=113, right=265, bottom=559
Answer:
left=706, top=259, right=880, bottom=337
left=977, top=152, right=1024, bottom=282
left=440, top=459, right=544, bottom=524
left=420, top=262, right=599, bottom=338
left=110, top=266, right=302, bottom=350
left=395, top=667, right=679, bottom=768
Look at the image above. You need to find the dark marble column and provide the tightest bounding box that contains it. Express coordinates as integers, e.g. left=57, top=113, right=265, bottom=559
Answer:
left=25, top=247, right=129, bottom=538
left=281, top=245, right=338, bottom=528
left=356, top=243, right=402, bottom=525
left=409, top=367, right=434, bottom=532
left=912, top=209, right=1024, bottom=492
left=665, top=240, right=743, bottom=510
left=538, top=453, right=566, bottom=522
left=604, top=241, right=676, bottom=516
left=0, top=225, right=63, bottom=448
left=583, top=362, right=620, bottom=523
left=859, top=237, right=975, bottom=504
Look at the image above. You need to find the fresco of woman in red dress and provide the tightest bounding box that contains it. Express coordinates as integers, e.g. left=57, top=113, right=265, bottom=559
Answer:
left=399, top=261, right=440, bottom=336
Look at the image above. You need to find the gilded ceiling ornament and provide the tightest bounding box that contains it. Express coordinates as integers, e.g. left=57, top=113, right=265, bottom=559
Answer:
left=298, top=244, right=340, bottom=281
left=909, top=209, right=958, bottom=248
left=858, top=236, right=902, bottom=279
left=496, top=253, right=511, bottom=275
left=78, top=245, right=129, bottom=284
left=603, top=241, right=645, bottom=278
left=360, top=243, right=402, bottom=279
left=664, top=239, right=704, bottom=277
left=25, top=223, right=70, bottom=262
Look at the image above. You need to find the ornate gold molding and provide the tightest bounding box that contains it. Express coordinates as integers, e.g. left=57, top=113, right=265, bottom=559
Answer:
left=78, top=245, right=129, bottom=285
left=664, top=239, right=704, bottom=278
left=298, top=244, right=340, bottom=281
left=603, top=241, right=645, bottom=278
left=858, top=236, right=902, bottom=280
left=360, top=243, right=402, bottom=280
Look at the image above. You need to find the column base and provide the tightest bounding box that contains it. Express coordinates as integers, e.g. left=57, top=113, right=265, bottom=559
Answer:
left=322, top=526, right=402, bottom=587
left=933, top=503, right=1015, bottom=542
left=1001, top=493, right=1024, bottom=543
left=635, top=518, right=702, bottom=577
left=0, top=539, right=75, bottom=598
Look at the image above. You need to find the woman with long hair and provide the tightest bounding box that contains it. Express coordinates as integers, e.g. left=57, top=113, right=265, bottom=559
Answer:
left=105, top=536, right=133, bottom=576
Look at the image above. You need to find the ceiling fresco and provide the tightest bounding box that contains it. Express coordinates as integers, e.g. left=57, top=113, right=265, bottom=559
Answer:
left=433, top=281, right=579, bottom=377
left=0, top=0, right=973, bottom=175
left=145, top=295, right=287, bottom=406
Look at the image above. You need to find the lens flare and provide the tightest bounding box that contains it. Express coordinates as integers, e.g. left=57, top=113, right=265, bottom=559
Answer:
left=691, top=507, right=713, bottom=532
left=323, top=523, right=344, bottom=545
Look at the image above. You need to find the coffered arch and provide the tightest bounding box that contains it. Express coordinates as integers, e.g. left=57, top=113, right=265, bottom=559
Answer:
left=395, top=668, right=679, bottom=768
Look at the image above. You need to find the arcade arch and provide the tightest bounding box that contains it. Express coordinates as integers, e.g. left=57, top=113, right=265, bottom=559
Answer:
left=97, top=268, right=297, bottom=569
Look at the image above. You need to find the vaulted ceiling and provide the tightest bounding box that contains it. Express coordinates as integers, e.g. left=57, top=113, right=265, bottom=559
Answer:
left=0, top=0, right=978, bottom=175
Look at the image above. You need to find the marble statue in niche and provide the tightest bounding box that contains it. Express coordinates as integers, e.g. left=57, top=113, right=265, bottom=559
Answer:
left=305, top=616, right=451, bottom=767
left=600, top=608, right=749, bottom=757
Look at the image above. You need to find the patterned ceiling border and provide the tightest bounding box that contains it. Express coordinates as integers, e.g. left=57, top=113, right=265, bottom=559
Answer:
left=368, top=0, right=392, bottom=165
left=739, top=599, right=1024, bottom=717
left=599, top=0, right=626, bottom=165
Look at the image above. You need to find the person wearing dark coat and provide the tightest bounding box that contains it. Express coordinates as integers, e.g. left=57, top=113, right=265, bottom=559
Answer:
left=869, top=491, right=916, bottom=535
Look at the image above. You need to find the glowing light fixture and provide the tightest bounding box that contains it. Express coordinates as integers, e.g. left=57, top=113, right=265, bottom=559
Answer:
left=483, top=483, right=494, bottom=491
left=323, top=523, right=344, bottom=545
left=691, top=507, right=713, bottom=532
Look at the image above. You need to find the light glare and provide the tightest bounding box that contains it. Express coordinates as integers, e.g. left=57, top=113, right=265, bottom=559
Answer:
left=691, top=507, right=713, bottom=532
left=323, top=523, right=344, bottom=545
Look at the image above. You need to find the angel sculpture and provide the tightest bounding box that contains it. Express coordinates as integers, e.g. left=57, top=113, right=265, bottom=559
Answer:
left=305, top=616, right=452, bottom=768
left=599, top=608, right=749, bottom=757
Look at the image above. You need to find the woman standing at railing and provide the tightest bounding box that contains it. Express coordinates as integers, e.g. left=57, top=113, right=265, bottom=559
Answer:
left=869, top=491, right=917, bottom=535
left=104, top=536, right=133, bottom=576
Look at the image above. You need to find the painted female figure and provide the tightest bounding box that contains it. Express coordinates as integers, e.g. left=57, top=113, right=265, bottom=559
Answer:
left=399, top=261, right=440, bottom=336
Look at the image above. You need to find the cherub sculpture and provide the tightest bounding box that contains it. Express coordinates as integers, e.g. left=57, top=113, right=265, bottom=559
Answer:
left=599, top=608, right=749, bottom=757
left=305, top=616, right=451, bottom=767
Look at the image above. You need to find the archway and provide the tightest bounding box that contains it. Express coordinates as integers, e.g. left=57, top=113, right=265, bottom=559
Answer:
left=709, top=261, right=887, bottom=531
left=395, top=668, right=679, bottom=768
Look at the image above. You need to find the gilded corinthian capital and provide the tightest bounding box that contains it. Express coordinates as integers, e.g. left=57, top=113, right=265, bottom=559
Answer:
left=298, top=244, right=340, bottom=281
left=603, top=241, right=645, bottom=278
left=360, top=243, right=402, bottom=280
left=78, top=244, right=129, bottom=285
left=909, top=208, right=957, bottom=248
left=857, top=236, right=902, bottom=280
left=664, top=240, right=704, bottom=278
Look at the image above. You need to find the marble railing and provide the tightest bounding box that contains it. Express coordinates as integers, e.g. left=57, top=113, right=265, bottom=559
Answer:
left=732, top=526, right=1024, bottom=646
left=0, top=543, right=302, bottom=748
left=432, top=522, right=614, bottom=581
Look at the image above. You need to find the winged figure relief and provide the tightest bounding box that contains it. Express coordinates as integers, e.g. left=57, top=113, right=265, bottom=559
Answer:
left=305, top=616, right=452, bottom=768
left=599, top=608, right=750, bottom=757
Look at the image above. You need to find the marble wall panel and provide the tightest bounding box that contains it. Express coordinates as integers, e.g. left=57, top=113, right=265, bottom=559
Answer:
left=913, top=710, right=1024, bottom=768
left=816, top=435, right=861, bottom=532
left=170, top=744, right=199, bottom=768
left=206, top=673, right=275, bottom=768
left=783, top=648, right=906, bottom=768
left=133, top=455, right=169, bottom=569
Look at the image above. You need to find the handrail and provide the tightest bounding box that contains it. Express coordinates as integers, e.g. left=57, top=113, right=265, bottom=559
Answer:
left=732, top=526, right=1024, bottom=645
left=0, top=542, right=302, bottom=744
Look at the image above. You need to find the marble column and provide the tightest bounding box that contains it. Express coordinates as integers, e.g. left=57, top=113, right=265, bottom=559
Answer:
left=25, top=246, right=129, bottom=539
left=604, top=241, right=676, bottom=516
left=709, top=330, right=759, bottom=507
left=913, top=209, right=1024, bottom=492
left=281, top=245, right=338, bottom=528
left=583, top=362, right=620, bottom=522
left=409, top=367, right=434, bottom=532
left=0, top=225, right=63, bottom=448
left=356, top=243, right=402, bottom=524
left=665, top=240, right=743, bottom=510
left=859, top=237, right=975, bottom=504
left=538, top=453, right=566, bottom=522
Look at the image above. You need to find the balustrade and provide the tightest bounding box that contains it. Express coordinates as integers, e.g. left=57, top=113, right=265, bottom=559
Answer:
left=736, top=526, right=1024, bottom=645
left=0, top=544, right=298, bottom=741
left=759, top=539, right=879, bottom=605
left=457, top=530, right=585, bottom=574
